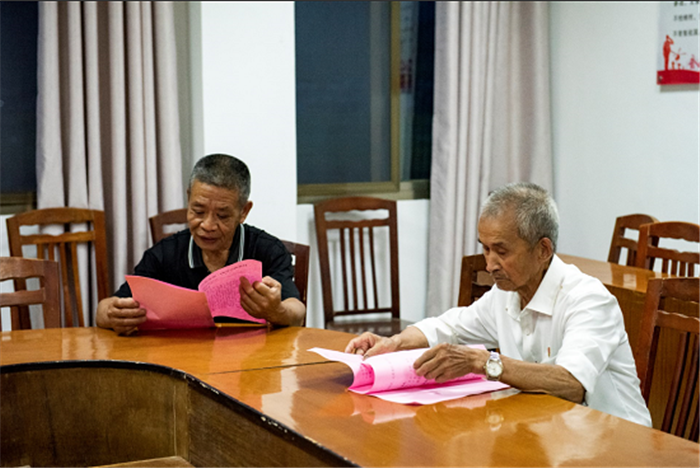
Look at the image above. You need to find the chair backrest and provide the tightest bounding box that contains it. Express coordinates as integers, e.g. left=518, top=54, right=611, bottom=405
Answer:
left=0, top=257, right=62, bottom=329
left=149, top=208, right=189, bottom=244
left=635, top=221, right=700, bottom=276
left=281, top=240, right=310, bottom=308
left=5, top=208, right=110, bottom=327
left=457, top=254, right=494, bottom=307
left=314, top=196, right=400, bottom=326
left=635, top=277, right=699, bottom=441
left=608, top=214, right=659, bottom=266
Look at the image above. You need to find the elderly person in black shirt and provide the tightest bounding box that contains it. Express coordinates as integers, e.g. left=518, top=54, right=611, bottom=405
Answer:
left=96, top=154, right=305, bottom=334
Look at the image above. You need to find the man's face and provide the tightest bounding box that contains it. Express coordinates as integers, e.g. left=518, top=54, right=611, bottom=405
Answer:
left=187, top=180, right=252, bottom=255
left=477, top=210, right=550, bottom=299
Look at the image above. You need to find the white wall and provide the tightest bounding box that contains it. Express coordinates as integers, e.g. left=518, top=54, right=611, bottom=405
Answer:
left=550, top=2, right=699, bottom=261
left=197, top=2, right=298, bottom=241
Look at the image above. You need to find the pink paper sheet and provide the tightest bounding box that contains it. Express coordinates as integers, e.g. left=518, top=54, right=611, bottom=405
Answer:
left=126, top=275, right=214, bottom=330
left=198, top=260, right=265, bottom=324
left=309, top=346, right=510, bottom=405
left=126, top=259, right=265, bottom=330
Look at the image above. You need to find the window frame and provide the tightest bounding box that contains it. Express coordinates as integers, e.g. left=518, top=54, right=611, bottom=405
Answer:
left=296, top=2, right=429, bottom=204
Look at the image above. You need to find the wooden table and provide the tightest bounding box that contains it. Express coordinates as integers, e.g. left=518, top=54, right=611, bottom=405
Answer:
left=1, top=326, right=698, bottom=467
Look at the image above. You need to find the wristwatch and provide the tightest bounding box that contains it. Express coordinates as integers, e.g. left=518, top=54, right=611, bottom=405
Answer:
left=484, top=351, right=503, bottom=381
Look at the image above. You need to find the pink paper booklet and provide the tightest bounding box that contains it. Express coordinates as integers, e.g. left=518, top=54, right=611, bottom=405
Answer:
left=309, top=346, right=510, bottom=405
left=126, top=259, right=266, bottom=330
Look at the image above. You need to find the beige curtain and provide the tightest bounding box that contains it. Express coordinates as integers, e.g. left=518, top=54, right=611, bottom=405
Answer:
left=36, top=1, right=183, bottom=324
left=427, top=2, right=553, bottom=317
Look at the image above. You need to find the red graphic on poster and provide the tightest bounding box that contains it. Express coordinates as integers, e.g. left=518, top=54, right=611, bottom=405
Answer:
left=657, top=3, right=699, bottom=85
left=690, top=55, right=700, bottom=69
left=663, top=34, right=673, bottom=70
left=663, top=35, right=675, bottom=70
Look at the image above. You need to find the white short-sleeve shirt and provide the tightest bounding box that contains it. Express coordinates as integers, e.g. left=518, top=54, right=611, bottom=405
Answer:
left=412, top=255, right=652, bottom=427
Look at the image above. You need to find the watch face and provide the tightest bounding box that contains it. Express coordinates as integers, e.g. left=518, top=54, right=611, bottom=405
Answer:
left=487, top=359, right=503, bottom=377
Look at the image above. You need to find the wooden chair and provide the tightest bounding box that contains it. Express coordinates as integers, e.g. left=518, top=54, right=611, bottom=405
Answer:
left=5, top=208, right=110, bottom=327
left=149, top=208, right=189, bottom=244
left=607, top=214, right=659, bottom=266
left=0, top=257, right=62, bottom=329
left=457, top=254, right=494, bottom=307
left=314, top=196, right=412, bottom=336
left=281, top=240, right=310, bottom=309
left=635, top=221, right=700, bottom=276
left=149, top=208, right=309, bottom=306
left=635, top=277, right=699, bottom=441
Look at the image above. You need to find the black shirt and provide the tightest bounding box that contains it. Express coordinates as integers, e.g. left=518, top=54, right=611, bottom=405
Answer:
left=114, top=224, right=299, bottom=300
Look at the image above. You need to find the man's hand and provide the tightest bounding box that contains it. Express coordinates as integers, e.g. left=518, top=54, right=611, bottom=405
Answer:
left=413, top=343, right=489, bottom=383
left=345, top=326, right=430, bottom=358
left=239, top=276, right=306, bottom=326
left=240, top=276, right=283, bottom=321
left=413, top=344, right=587, bottom=403
left=344, top=332, right=399, bottom=358
left=96, top=296, right=147, bottom=336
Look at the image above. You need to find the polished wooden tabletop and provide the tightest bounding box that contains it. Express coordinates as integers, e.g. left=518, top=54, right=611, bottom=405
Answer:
left=558, top=253, right=670, bottom=294
left=205, top=361, right=699, bottom=467
left=0, top=325, right=345, bottom=374
left=2, top=325, right=698, bottom=467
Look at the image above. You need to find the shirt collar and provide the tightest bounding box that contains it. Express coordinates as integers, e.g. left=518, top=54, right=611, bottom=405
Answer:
left=188, top=224, right=245, bottom=269
left=522, top=254, right=566, bottom=316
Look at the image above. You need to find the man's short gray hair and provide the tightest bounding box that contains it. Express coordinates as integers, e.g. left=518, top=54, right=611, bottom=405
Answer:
left=188, top=154, right=251, bottom=207
left=480, top=182, right=559, bottom=251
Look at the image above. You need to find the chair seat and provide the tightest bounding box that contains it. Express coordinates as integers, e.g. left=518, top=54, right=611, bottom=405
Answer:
left=326, top=318, right=412, bottom=337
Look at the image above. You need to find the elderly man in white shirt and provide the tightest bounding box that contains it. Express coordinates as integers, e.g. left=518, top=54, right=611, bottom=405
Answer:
left=345, top=182, right=652, bottom=427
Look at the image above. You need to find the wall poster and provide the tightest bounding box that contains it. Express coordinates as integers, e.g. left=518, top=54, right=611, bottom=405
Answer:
left=657, top=2, right=700, bottom=85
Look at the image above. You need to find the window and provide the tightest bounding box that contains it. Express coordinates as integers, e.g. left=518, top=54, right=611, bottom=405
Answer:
left=0, top=1, right=38, bottom=214
left=295, top=1, right=434, bottom=202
